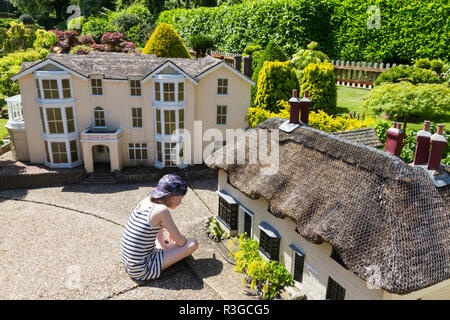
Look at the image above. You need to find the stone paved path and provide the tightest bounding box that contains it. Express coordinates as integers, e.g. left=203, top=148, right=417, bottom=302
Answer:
left=0, top=179, right=226, bottom=300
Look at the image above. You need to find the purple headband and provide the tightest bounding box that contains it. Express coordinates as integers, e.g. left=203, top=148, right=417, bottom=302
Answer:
left=147, top=174, right=188, bottom=199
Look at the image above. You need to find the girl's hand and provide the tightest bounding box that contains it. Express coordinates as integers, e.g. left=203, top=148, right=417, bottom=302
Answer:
left=168, top=233, right=176, bottom=244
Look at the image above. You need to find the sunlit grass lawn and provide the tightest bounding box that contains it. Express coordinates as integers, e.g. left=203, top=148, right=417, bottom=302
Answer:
left=0, top=118, right=8, bottom=139
left=336, top=85, right=450, bottom=131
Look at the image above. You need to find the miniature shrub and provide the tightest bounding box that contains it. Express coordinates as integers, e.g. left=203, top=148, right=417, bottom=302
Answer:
left=2, top=22, right=37, bottom=53
left=82, top=15, right=113, bottom=43
left=374, top=65, right=442, bottom=87
left=300, top=61, right=337, bottom=114
left=253, top=61, right=298, bottom=113
left=189, top=34, right=214, bottom=58
left=69, top=45, right=92, bottom=55
left=0, top=48, right=49, bottom=97
left=142, top=23, right=191, bottom=58
left=291, top=41, right=329, bottom=84
left=18, top=14, right=34, bottom=25
left=414, top=58, right=445, bottom=76
left=228, top=234, right=293, bottom=299
left=247, top=104, right=374, bottom=132
left=33, top=29, right=57, bottom=50
left=362, top=82, right=450, bottom=129
left=251, top=41, right=290, bottom=104
left=243, top=44, right=262, bottom=56
left=78, top=34, right=95, bottom=46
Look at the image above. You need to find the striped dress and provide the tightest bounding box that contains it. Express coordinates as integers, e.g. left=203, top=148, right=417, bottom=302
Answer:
left=120, top=200, right=164, bottom=281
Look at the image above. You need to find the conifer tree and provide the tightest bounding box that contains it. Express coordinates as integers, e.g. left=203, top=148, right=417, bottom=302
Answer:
left=142, top=23, right=191, bottom=58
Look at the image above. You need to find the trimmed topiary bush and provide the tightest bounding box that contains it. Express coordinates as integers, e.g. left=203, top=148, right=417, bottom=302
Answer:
left=374, top=65, right=442, bottom=86
left=142, top=23, right=191, bottom=58
left=300, top=61, right=337, bottom=114
left=19, top=14, right=34, bottom=25
left=253, top=61, right=298, bottom=113
left=291, top=41, right=329, bottom=84
left=189, top=34, right=214, bottom=58
left=251, top=41, right=288, bottom=105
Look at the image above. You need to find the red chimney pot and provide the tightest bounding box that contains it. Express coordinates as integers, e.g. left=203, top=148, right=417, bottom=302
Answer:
left=413, top=120, right=431, bottom=165
left=427, top=124, right=448, bottom=171
left=385, top=122, right=405, bottom=157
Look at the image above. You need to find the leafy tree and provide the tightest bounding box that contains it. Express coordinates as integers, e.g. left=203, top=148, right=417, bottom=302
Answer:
left=79, top=0, right=116, bottom=18
left=8, top=0, right=70, bottom=22
left=374, top=65, right=442, bottom=87
left=362, top=82, right=450, bottom=130
left=142, top=22, right=191, bottom=58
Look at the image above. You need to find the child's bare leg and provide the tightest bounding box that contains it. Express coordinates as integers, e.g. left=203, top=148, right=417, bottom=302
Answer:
left=161, top=238, right=199, bottom=270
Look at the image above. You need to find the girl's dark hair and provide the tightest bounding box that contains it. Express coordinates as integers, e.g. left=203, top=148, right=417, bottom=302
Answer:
left=150, top=194, right=172, bottom=207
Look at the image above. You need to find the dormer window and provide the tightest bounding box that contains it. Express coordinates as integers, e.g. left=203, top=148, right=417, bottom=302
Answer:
left=91, top=79, right=103, bottom=95
left=130, top=80, right=141, bottom=96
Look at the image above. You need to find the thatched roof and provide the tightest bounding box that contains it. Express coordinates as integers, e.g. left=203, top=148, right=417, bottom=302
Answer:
left=332, top=127, right=383, bottom=149
left=206, top=117, right=450, bottom=295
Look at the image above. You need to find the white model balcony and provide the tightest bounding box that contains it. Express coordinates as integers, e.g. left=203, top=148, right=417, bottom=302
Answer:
left=5, top=94, right=25, bottom=130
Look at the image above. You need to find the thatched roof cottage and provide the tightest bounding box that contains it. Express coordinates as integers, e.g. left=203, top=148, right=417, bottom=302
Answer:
left=205, top=95, right=450, bottom=300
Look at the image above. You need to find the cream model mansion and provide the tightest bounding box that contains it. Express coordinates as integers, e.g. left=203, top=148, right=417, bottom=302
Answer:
left=8, top=52, right=254, bottom=172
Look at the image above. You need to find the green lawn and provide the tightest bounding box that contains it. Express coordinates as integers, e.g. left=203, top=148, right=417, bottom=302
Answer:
left=336, top=86, right=450, bottom=131
left=0, top=118, right=8, bottom=139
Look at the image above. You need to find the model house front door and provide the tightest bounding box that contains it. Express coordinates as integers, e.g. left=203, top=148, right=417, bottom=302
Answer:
left=93, top=145, right=110, bottom=163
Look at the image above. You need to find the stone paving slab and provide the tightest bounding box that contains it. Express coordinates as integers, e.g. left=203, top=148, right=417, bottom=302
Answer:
left=0, top=175, right=255, bottom=300
left=186, top=223, right=258, bottom=301
left=0, top=182, right=212, bottom=236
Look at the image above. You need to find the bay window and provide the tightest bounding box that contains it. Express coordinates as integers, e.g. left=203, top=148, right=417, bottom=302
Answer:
left=153, top=79, right=185, bottom=104
left=42, top=80, right=59, bottom=99
left=43, top=139, right=81, bottom=167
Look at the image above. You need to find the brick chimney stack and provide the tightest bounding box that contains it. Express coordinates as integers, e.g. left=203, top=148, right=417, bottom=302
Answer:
left=427, top=124, right=448, bottom=171
left=413, top=120, right=432, bottom=165
left=385, top=122, right=406, bottom=157
left=299, top=90, right=312, bottom=125
left=288, top=89, right=301, bottom=125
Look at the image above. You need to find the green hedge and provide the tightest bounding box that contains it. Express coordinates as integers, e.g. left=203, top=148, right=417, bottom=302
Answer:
left=156, top=0, right=450, bottom=63
left=157, top=0, right=337, bottom=57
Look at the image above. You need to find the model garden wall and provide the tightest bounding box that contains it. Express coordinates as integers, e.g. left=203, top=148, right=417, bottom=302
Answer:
left=157, top=0, right=450, bottom=63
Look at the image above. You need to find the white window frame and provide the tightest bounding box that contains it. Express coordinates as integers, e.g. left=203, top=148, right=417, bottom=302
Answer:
left=154, top=140, right=185, bottom=168
left=130, top=79, right=142, bottom=97
left=93, top=107, right=106, bottom=128
left=217, top=78, right=229, bottom=96
left=153, top=77, right=186, bottom=106
left=216, top=105, right=227, bottom=126
left=43, top=138, right=82, bottom=168
left=90, top=78, right=104, bottom=96
left=131, top=107, right=143, bottom=129
left=34, top=72, right=74, bottom=102
left=38, top=103, right=79, bottom=139
left=128, top=142, right=148, bottom=160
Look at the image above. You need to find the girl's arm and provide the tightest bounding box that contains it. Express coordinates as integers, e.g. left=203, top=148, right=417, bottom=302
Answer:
left=150, top=205, right=186, bottom=247
left=155, top=228, right=166, bottom=250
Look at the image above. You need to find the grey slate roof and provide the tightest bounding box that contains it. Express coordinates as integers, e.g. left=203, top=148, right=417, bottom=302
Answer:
left=17, top=52, right=226, bottom=80
left=332, top=127, right=383, bottom=149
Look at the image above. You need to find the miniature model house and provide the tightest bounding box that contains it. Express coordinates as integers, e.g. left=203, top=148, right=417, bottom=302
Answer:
left=206, top=105, right=450, bottom=300
left=10, top=52, right=254, bottom=172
